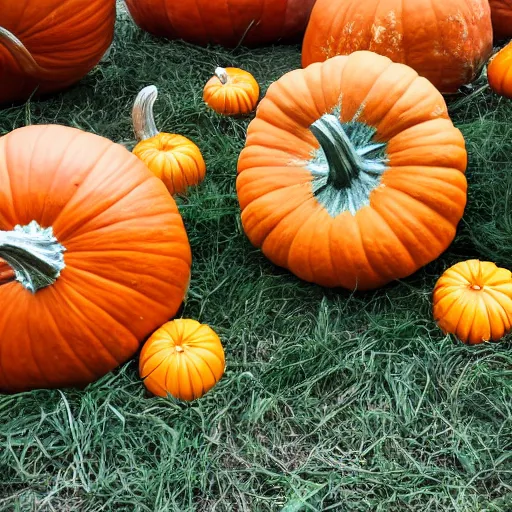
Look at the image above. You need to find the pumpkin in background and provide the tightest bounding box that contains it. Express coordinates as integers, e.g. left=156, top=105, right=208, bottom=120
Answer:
left=433, top=260, right=512, bottom=344
left=489, top=0, right=512, bottom=40
left=488, top=42, right=512, bottom=99
left=236, top=52, right=468, bottom=290
left=139, top=319, right=225, bottom=400
left=124, top=0, right=316, bottom=47
left=302, top=0, right=493, bottom=93
left=203, top=67, right=260, bottom=116
left=0, top=125, right=192, bottom=392
left=0, top=0, right=116, bottom=105
left=132, top=85, right=206, bottom=196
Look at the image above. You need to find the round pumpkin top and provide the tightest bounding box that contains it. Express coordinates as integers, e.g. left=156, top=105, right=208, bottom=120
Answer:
left=0, top=0, right=116, bottom=104
left=139, top=319, right=225, bottom=401
left=433, top=260, right=512, bottom=344
left=236, top=51, right=468, bottom=290
left=301, top=0, right=493, bottom=93
left=0, top=124, right=192, bottom=392
left=203, top=67, right=260, bottom=116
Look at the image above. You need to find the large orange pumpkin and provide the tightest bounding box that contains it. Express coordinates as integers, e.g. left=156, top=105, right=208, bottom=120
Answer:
left=433, top=260, right=512, bottom=344
left=124, top=0, right=316, bottom=47
left=0, top=125, right=192, bottom=392
left=489, top=0, right=512, bottom=40
left=0, top=0, right=116, bottom=105
left=236, top=52, right=468, bottom=290
left=302, top=0, right=493, bottom=93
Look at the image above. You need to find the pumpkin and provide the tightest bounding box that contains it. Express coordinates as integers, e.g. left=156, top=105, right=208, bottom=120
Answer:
left=132, top=85, right=206, bottom=196
left=0, top=124, right=192, bottom=392
left=489, top=0, right=512, bottom=40
left=124, top=0, right=316, bottom=48
left=487, top=41, right=512, bottom=99
left=139, top=319, right=225, bottom=401
left=0, top=0, right=115, bottom=105
left=433, top=260, right=512, bottom=344
left=203, top=67, right=260, bottom=116
left=301, top=0, right=493, bottom=94
left=236, top=51, right=468, bottom=290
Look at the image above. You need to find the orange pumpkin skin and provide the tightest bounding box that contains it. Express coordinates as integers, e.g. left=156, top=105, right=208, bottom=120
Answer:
left=0, top=0, right=116, bottom=105
left=433, top=260, right=512, bottom=344
left=302, top=0, right=493, bottom=93
left=0, top=125, right=192, bottom=392
left=133, top=134, right=206, bottom=196
left=124, top=0, right=316, bottom=47
left=203, top=67, right=260, bottom=116
left=139, top=319, right=225, bottom=401
left=132, top=86, right=206, bottom=196
left=488, top=42, right=512, bottom=99
left=236, top=52, right=468, bottom=290
left=489, top=0, right=512, bottom=40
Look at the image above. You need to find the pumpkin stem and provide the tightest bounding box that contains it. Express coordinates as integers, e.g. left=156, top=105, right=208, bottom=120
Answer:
left=310, top=114, right=363, bottom=189
left=0, top=26, right=57, bottom=80
left=215, top=67, right=229, bottom=85
left=0, top=221, right=66, bottom=293
left=132, top=85, right=160, bottom=142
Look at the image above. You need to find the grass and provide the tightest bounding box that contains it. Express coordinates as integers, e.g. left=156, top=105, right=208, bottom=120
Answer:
left=1, top=7, right=512, bottom=512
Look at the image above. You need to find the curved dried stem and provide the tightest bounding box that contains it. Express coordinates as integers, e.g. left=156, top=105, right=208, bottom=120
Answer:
left=215, top=67, right=229, bottom=85
left=0, top=26, right=56, bottom=79
left=132, top=85, right=160, bottom=142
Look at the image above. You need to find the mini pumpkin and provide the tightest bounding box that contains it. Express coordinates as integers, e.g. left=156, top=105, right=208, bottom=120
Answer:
left=302, top=0, right=493, bottom=93
left=132, top=86, right=206, bottom=196
left=489, top=0, right=512, bottom=41
left=203, top=67, right=260, bottom=116
left=139, top=319, right=225, bottom=401
left=487, top=41, right=512, bottom=99
left=0, top=124, right=192, bottom=392
left=0, top=0, right=115, bottom=104
left=433, top=260, right=512, bottom=344
left=236, top=51, right=468, bottom=290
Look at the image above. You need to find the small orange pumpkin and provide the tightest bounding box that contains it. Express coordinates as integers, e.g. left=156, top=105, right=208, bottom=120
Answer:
left=132, top=85, right=206, bottom=196
left=203, top=67, right=260, bottom=116
left=433, top=260, right=512, bottom=344
left=487, top=41, right=512, bottom=99
left=139, top=319, right=225, bottom=401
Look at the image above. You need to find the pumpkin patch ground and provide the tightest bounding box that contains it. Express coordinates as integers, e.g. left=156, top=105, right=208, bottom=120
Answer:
left=1, top=3, right=512, bottom=510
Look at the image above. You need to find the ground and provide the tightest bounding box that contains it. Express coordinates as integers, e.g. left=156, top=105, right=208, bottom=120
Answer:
left=1, top=5, right=512, bottom=512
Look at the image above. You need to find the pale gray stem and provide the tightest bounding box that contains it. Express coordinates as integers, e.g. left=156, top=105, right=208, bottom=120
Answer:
left=215, top=67, right=229, bottom=85
left=310, top=114, right=363, bottom=189
left=0, top=26, right=55, bottom=79
left=132, top=85, right=160, bottom=142
left=0, top=221, right=66, bottom=293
